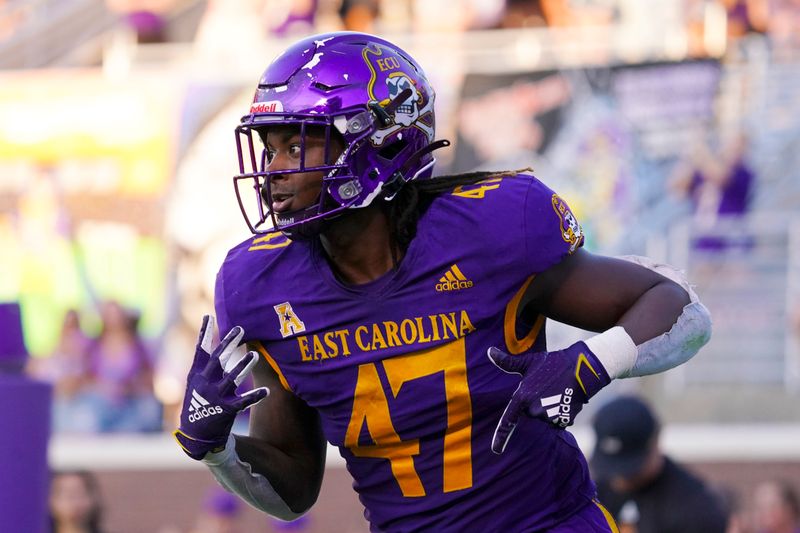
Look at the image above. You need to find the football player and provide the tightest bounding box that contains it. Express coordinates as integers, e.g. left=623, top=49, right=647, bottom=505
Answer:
left=173, top=32, right=711, bottom=532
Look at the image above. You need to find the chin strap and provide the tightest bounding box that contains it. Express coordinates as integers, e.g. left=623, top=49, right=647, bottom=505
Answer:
left=275, top=204, right=330, bottom=241
left=382, top=139, right=452, bottom=200
left=403, top=139, right=451, bottom=175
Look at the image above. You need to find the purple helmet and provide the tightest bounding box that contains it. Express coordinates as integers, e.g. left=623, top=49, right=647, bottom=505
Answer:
left=234, top=32, right=449, bottom=237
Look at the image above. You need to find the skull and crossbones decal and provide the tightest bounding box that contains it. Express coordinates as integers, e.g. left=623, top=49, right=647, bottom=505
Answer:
left=370, top=73, right=434, bottom=146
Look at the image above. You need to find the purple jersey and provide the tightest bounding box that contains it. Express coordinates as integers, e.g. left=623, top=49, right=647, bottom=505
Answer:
left=215, top=174, right=595, bottom=532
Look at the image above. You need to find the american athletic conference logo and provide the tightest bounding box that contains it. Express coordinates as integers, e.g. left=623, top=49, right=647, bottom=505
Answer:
left=436, top=264, right=474, bottom=292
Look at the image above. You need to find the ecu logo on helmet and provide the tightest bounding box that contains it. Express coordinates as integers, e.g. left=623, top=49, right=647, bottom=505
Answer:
left=362, top=44, right=435, bottom=146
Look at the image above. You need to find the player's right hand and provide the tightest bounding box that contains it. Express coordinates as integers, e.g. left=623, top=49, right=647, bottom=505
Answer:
left=173, top=315, right=269, bottom=460
left=487, top=342, right=611, bottom=454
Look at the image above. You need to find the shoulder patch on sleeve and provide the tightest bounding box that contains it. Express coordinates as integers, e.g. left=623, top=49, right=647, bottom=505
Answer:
left=550, top=194, right=583, bottom=254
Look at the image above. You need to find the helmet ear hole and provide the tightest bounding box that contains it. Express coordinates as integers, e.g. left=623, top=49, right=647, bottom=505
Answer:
left=377, top=138, right=408, bottom=161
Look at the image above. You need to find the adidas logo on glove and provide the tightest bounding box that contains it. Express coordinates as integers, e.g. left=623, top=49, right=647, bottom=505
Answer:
left=540, top=389, right=575, bottom=428
left=188, top=389, right=223, bottom=423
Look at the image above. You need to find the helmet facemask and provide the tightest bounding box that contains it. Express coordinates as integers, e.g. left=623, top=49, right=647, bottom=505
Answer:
left=234, top=112, right=373, bottom=238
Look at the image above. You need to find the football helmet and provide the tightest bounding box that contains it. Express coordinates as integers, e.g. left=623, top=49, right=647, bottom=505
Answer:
left=234, top=32, right=449, bottom=237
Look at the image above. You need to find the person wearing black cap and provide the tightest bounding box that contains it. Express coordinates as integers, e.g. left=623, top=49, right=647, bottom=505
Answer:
left=591, top=395, right=728, bottom=533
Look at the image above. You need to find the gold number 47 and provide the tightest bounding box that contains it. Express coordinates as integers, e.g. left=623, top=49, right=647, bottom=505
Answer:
left=344, top=338, right=473, bottom=497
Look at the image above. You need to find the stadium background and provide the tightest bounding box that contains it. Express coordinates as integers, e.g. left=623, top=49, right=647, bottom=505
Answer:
left=1, top=0, right=798, bottom=531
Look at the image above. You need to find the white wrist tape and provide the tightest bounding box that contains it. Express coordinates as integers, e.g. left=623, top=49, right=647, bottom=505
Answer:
left=202, top=435, right=304, bottom=521
left=585, top=326, right=638, bottom=380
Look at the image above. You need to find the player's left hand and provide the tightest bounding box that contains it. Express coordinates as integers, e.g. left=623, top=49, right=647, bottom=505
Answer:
left=173, top=315, right=269, bottom=460
left=488, top=342, right=611, bottom=454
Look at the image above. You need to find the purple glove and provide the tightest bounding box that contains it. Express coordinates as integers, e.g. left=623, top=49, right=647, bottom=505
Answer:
left=488, top=341, right=611, bottom=454
left=174, top=315, right=269, bottom=460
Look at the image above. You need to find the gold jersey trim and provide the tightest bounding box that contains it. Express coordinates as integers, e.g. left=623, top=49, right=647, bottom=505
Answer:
left=503, top=275, right=545, bottom=354
left=253, top=341, right=292, bottom=393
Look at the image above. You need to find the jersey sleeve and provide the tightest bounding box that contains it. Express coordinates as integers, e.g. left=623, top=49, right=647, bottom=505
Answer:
left=522, top=176, right=584, bottom=273
left=214, top=264, right=233, bottom=336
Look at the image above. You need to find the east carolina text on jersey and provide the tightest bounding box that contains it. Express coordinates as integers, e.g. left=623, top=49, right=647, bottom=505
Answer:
left=215, top=174, right=593, bottom=532
left=296, top=310, right=475, bottom=361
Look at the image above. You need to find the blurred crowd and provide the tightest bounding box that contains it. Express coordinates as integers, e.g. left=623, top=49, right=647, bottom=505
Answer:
left=0, top=0, right=797, bottom=59
left=27, top=302, right=162, bottom=433
left=184, top=0, right=797, bottom=58
left=47, top=471, right=314, bottom=533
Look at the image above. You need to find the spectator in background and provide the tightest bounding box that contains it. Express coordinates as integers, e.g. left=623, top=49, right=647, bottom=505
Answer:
left=591, top=395, right=729, bottom=533
left=669, top=131, right=755, bottom=254
left=718, top=484, right=749, bottom=533
left=84, top=301, right=162, bottom=432
left=105, top=0, right=171, bottom=43
left=270, top=514, right=312, bottom=531
left=339, top=0, right=379, bottom=33
left=722, top=0, right=769, bottom=41
left=536, top=0, right=618, bottom=27
left=766, top=0, right=800, bottom=58
left=267, top=0, right=318, bottom=37
left=190, top=488, right=242, bottom=533
left=125, top=9, right=167, bottom=43
left=29, top=309, right=100, bottom=432
left=47, top=310, right=91, bottom=395
left=497, top=0, right=548, bottom=28
left=48, top=470, right=105, bottom=533
left=753, top=480, right=800, bottom=533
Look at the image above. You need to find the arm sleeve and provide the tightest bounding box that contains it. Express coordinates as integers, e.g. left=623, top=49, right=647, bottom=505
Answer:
left=203, top=435, right=305, bottom=520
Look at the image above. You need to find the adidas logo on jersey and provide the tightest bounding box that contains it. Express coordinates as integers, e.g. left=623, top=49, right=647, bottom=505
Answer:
left=188, top=389, right=223, bottom=423
left=540, top=389, right=574, bottom=428
left=435, top=264, right=474, bottom=292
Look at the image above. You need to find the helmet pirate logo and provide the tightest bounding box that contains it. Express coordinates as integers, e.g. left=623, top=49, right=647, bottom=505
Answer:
left=362, top=44, right=435, bottom=146
left=387, top=74, right=420, bottom=126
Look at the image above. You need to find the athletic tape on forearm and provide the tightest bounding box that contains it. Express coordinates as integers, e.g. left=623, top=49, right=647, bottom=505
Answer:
left=624, top=301, right=712, bottom=377
left=202, top=435, right=304, bottom=521
left=583, top=256, right=712, bottom=379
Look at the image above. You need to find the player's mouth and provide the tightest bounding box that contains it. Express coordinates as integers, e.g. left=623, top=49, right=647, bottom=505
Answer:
left=271, top=193, right=293, bottom=212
